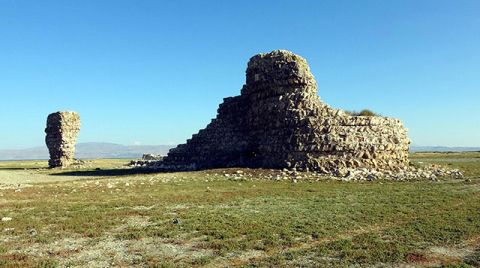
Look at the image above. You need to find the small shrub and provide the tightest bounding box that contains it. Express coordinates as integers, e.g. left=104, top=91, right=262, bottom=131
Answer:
left=191, top=256, right=212, bottom=265
left=358, top=109, right=377, bottom=116
left=34, top=235, right=51, bottom=244
left=346, top=109, right=378, bottom=117
left=35, top=259, right=59, bottom=268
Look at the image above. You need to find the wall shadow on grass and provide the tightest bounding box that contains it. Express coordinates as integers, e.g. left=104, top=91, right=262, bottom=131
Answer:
left=51, top=168, right=164, bottom=177
left=0, top=167, right=44, bottom=171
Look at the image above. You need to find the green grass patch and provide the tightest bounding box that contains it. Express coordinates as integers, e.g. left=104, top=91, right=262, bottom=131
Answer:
left=0, top=154, right=478, bottom=267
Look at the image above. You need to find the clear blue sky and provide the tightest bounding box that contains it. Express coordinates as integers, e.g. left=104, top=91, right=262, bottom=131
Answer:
left=0, top=0, right=479, bottom=149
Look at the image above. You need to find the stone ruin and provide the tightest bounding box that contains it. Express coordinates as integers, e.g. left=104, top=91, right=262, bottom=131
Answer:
left=142, top=154, right=163, bottom=161
left=147, top=50, right=411, bottom=174
left=45, top=111, right=81, bottom=168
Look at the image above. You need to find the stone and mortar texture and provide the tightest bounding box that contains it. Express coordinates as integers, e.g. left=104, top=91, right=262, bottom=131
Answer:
left=148, top=50, right=410, bottom=174
left=45, top=111, right=81, bottom=168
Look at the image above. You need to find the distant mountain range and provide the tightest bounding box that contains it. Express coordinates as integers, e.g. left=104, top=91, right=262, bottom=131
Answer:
left=0, top=142, right=175, bottom=160
left=410, top=146, right=480, bottom=152
left=0, top=143, right=478, bottom=161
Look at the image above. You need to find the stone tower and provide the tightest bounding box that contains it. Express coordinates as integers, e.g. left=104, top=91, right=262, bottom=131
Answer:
left=45, top=111, right=81, bottom=168
left=150, top=50, right=410, bottom=173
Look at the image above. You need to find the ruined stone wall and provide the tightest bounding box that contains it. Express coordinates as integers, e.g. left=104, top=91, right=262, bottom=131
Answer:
left=45, top=111, right=81, bottom=168
left=151, top=50, right=410, bottom=173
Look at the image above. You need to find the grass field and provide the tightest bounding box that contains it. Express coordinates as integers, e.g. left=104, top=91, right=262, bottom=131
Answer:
left=0, top=153, right=479, bottom=267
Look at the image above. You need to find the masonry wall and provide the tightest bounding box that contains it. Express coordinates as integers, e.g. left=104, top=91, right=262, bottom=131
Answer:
left=152, top=50, right=410, bottom=172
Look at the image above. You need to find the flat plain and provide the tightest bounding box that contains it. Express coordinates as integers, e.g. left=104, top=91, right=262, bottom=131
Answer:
left=0, top=152, right=479, bottom=267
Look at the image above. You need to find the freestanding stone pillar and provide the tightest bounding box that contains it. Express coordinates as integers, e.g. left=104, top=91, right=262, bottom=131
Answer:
left=45, top=111, right=81, bottom=168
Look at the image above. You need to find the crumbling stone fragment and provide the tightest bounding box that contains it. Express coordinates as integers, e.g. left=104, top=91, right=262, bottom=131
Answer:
left=45, top=111, right=81, bottom=168
left=149, top=50, right=410, bottom=173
